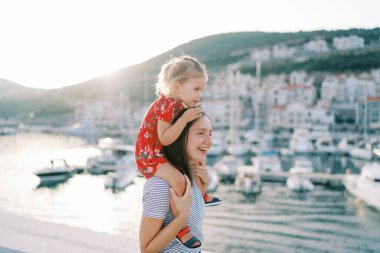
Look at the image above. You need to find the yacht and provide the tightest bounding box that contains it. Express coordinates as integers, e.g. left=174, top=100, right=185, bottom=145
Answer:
left=286, top=157, right=314, bottom=191
left=104, top=167, right=138, bottom=191
left=214, top=155, right=245, bottom=183
left=208, top=134, right=227, bottom=156
left=343, top=162, right=380, bottom=211
left=337, top=136, right=357, bottom=155
left=87, top=138, right=135, bottom=174
left=314, top=135, right=336, bottom=154
left=350, top=142, right=373, bottom=160
left=286, top=167, right=315, bottom=192
left=234, top=166, right=261, bottom=195
left=309, top=125, right=330, bottom=142
left=251, top=150, right=282, bottom=173
left=35, top=159, right=74, bottom=185
left=289, top=128, right=314, bottom=154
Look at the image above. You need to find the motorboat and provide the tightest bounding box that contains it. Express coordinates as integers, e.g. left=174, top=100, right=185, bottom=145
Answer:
left=309, top=125, right=330, bottom=142
left=314, top=135, right=336, bottom=154
left=234, top=166, right=261, bottom=195
left=350, top=142, right=373, bottom=160
left=104, top=167, right=138, bottom=191
left=289, top=128, right=314, bottom=154
left=337, top=136, right=357, bottom=155
left=206, top=166, right=219, bottom=193
left=251, top=150, right=282, bottom=173
left=87, top=138, right=135, bottom=174
left=245, top=130, right=274, bottom=155
left=343, top=162, right=380, bottom=211
left=226, top=140, right=250, bottom=156
left=286, top=167, right=315, bottom=192
left=208, top=135, right=227, bottom=156
left=35, top=159, right=74, bottom=185
left=214, top=155, right=245, bottom=183
left=286, top=157, right=314, bottom=191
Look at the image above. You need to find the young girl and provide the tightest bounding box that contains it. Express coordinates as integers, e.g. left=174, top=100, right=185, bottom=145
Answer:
left=135, top=55, right=221, bottom=249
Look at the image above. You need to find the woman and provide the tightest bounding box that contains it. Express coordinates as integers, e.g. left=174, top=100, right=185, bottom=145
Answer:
left=139, top=109, right=212, bottom=253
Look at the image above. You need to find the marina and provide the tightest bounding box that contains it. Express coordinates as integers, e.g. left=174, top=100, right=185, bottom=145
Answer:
left=1, top=133, right=380, bottom=252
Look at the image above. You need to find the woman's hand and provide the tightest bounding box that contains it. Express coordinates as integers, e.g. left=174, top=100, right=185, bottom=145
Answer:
left=169, top=175, right=192, bottom=222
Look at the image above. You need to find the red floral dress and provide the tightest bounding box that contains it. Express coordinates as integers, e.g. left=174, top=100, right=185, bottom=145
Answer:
left=135, top=96, right=184, bottom=179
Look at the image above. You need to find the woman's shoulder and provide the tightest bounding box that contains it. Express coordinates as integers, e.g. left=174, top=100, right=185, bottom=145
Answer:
left=144, top=176, right=170, bottom=191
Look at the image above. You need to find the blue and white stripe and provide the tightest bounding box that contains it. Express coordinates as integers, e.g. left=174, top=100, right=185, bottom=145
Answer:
left=143, top=176, right=205, bottom=253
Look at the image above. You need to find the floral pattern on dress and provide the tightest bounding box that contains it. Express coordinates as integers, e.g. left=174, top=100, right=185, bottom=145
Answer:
left=135, top=96, right=184, bottom=179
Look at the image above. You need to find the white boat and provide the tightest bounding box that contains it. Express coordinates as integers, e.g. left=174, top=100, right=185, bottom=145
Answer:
left=214, top=155, right=245, bottom=183
left=286, top=167, right=315, bottom=192
left=87, top=138, right=135, bottom=174
left=350, top=142, right=373, bottom=160
left=309, top=125, right=330, bottom=142
left=35, top=159, right=74, bottom=185
left=289, top=128, right=314, bottom=154
left=104, top=167, right=137, bottom=190
left=245, top=130, right=274, bottom=155
left=314, top=135, right=336, bottom=154
left=251, top=150, right=282, bottom=173
left=286, top=157, right=314, bottom=191
left=208, top=134, right=227, bottom=156
left=343, top=162, right=380, bottom=211
left=337, top=136, right=357, bottom=155
left=234, top=166, right=261, bottom=195
left=206, top=166, right=219, bottom=193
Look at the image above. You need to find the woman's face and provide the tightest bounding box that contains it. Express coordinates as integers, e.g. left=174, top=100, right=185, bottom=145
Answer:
left=186, top=115, right=213, bottom=163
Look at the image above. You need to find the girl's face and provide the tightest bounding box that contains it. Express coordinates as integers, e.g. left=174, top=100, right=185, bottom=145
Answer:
left=178, top=77, right=207, bottom=107
left=186, top=115, right=213, bottom=163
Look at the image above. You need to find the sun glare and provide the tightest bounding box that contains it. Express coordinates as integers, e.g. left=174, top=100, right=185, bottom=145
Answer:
left=0, top=0, right=379, bottom=89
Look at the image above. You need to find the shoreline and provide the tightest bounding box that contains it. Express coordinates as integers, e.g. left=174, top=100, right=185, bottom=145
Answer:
left=0, top=210, right=214, bottom=253
left=0, top=210, right=139, bottom=253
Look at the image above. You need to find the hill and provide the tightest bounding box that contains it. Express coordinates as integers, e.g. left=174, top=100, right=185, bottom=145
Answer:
left=1, top=27, right=379, bottom=121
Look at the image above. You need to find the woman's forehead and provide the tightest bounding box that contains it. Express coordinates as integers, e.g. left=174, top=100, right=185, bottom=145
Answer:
left=190, top=116, right=212, bottom=130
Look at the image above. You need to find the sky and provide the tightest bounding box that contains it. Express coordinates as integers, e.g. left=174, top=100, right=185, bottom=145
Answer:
left=0, top=0, right=379, bottom=89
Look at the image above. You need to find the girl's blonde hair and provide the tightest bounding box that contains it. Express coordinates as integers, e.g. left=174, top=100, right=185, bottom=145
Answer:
left=155, top=55, right=208, bottom=97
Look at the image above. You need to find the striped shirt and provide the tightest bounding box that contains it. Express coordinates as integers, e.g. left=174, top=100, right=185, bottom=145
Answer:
left=143, top=176, right=205, bottom=253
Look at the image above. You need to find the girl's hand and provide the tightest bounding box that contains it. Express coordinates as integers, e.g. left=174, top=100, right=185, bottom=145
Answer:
left=191, top=161, right=209, bottom=186
left=181, top=107, right=203, bottom=123
left=169, top=175, right=192, bottom=219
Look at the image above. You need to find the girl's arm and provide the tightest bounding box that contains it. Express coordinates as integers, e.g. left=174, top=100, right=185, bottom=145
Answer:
left=157, top=107, right=203, bottom=146
left=139, top=176, right=192, bottom=253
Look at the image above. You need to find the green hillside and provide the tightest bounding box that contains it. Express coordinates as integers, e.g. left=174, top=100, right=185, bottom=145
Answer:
left=1, top=28, right=379, bottom=121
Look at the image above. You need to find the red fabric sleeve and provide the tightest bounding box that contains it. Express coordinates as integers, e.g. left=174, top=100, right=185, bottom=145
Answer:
left=155, top=97, right=177, bottom=123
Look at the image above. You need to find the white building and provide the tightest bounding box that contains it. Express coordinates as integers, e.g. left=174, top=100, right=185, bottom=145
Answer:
left=321, top=76, right=339, bottom=102
left=357, top=97, right=380, bottom=132
left=333, top=35, right=364, bottom=50
left=269, top=102, right=310, bottom=129
left=289, top=71, right=314, bottom=85
left=303, top=39, right=329, bottom=53
left=249, top=48, right=272, bottom=62
left=272, top=44, right=296, bottom=58
left=275, top=84, right=315, bottom=106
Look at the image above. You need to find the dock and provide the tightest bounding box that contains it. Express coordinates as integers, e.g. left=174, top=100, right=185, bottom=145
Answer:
left=260, top=171, right=345, bottom=188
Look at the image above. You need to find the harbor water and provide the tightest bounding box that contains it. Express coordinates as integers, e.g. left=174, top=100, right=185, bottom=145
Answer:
left=0, top=133, right=379, bottom=253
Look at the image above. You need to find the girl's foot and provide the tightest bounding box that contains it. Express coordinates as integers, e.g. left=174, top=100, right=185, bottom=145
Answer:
left=204, top=192, right=222, bottom=207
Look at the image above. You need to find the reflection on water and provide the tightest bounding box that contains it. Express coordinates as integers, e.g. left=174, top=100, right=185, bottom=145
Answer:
left=0, top=133, right=379, bottom=252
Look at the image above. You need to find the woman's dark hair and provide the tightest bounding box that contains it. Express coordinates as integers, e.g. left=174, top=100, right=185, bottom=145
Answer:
left=163, top=108, right=208, bottom=184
